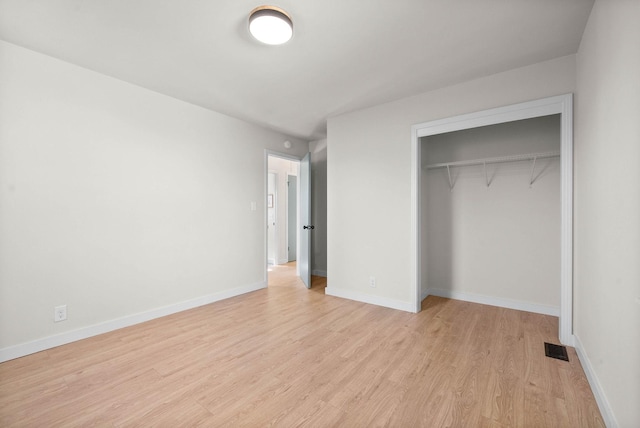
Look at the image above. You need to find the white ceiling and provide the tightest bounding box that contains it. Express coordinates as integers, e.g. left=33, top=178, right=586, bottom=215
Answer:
left=0, top=0, right=594, bottom=140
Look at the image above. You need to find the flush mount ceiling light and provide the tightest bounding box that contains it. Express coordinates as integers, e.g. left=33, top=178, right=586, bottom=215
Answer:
left=249, top=5, right=293, bottom=45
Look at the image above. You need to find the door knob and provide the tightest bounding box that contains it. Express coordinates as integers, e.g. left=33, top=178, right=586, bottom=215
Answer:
left=303, top=225, right=315, bottom=230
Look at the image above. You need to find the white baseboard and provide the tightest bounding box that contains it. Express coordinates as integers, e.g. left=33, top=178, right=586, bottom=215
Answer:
left=312, top=269, right=327, bottom=277
left=425, top=288, right=560, bottom=317
left=325, top=287, right=413, bottom=312
left=267, top=258, right=276, bottom=265
left=277, top=258, right=289, bottom=265
left=573, top=335, right=618, bottom=428
left=0, top=281, right=267, bottom=363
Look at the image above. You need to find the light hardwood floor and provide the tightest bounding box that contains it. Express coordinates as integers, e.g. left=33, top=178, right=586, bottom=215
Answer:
left=1, top=263, right=604, bottom=427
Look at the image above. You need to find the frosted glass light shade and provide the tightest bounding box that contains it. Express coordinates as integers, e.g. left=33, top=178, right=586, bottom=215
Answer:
left=249, top=6, right=293, bottom=45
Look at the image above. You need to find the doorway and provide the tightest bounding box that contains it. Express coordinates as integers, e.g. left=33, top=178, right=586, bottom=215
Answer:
left=411, top=94, right=574, bottom=345
left=266, top=151, right=313, bottom=288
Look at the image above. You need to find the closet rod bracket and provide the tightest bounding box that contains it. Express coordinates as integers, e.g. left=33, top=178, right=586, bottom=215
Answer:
left=529, top=156, right=538, bottom=188
left=483, top=161, right=490, bottom=188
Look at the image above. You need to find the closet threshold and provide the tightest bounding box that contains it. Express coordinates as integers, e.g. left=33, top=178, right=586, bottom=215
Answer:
left=425, top=151, right=560, bottom=170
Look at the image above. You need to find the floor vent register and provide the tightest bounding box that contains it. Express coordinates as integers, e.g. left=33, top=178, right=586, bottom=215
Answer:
left=544, top=342, right=569, bottom=361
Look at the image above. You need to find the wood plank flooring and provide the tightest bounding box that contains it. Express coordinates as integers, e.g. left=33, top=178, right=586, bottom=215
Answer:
left=0, top=263, right=604, bottom=427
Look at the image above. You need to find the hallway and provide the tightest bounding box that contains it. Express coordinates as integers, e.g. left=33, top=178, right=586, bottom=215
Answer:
left=268, top=261, right=327, bottom=294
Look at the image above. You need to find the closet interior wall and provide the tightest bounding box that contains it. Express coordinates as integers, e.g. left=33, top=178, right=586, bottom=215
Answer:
left=421, top=115, right=561, bottom=314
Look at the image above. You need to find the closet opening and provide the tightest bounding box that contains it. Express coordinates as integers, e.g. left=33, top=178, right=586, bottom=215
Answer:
left=411, top=94, right=573, bottom=345
left=422, top=114, right=561, bottom=314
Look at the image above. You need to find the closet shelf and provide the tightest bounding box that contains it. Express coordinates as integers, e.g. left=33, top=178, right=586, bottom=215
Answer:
left=425, top=151, right=560, bottom=170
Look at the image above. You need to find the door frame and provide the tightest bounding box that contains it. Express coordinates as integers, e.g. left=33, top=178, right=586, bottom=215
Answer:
left=264, top=150, right=304, bottom=282
left=410, top=94, right=574, bottom=345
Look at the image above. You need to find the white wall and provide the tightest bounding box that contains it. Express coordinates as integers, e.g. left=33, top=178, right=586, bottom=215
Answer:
left=574, top=0, right=640, bottom=426
left=327, top=55, right=575, bottom=309
left=310, top=139, right=327, bottom=276
left=267, top=172, right=277, bottom=264
left=267, top=156, right=299, bottom=265
left=0, top=41, right=308, bottom=358
left=423, top=116, right=560, bottom=314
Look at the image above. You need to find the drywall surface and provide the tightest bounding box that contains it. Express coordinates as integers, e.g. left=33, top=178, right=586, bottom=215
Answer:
left=267, top=172, right=277, bottom=264
left=267, top=156, right=299, bottom=265
left=0, top=41, right=308, bottom=352
left=575, top=0, right=640, bottom=425
left=310, top=139, right=327, bottom=276
left=327, top=55, right=575, bottom=308
left=423, top=116, right=560, bottom=311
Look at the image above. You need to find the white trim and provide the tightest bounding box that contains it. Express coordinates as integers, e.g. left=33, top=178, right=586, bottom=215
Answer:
left=312, top=269, right=327, bottom=277
left=264, top=152, right=269, bottom=283
left=558, top=95, right=574, bottom=346
left=413, top=95, right=570, bottom=138
left=325, top=287, right=414, bottom=312
left=411, top=125, right=421, bottom=312
left=265, top=149, right=303, bottom=163
left=267, top=258, right=276, bottom=265
left=0, top=281, right=266, bottom=363
left=425, top=288, right=560, bottom=317
left=574, top=335, right=618, bottom=428
left=277, top=258, right=289, bottom=265
left=411, top=94, right=573, bottom=344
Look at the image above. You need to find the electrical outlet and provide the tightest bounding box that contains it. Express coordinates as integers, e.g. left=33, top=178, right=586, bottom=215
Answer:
left=370, top=276, right=376, bottom=288
left=54, top=305, right=67, bottom=322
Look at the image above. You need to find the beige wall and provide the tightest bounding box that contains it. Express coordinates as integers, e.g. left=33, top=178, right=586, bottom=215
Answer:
left=0, top=41, right=308, bottom=354
left=574, top=0, right=640, bottom=425
left=327, top=55, right=575, bottom=306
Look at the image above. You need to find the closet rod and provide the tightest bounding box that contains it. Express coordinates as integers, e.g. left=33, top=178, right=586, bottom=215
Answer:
left=425, top=150, right=560, bottom=170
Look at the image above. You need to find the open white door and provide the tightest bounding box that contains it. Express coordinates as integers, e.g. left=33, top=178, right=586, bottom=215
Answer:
left=298, top=152, right=312, bottom=288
